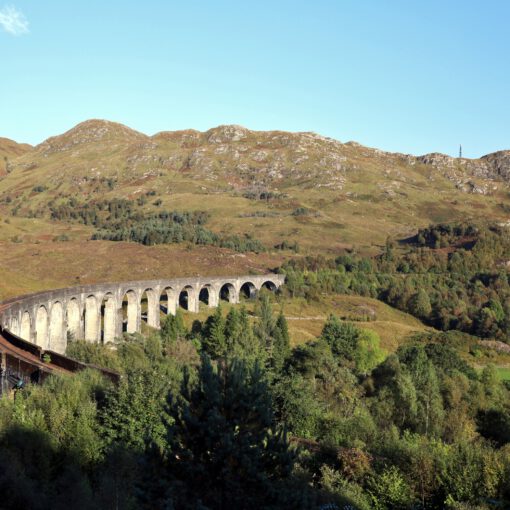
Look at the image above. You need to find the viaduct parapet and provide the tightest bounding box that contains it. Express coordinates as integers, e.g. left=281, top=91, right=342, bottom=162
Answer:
left=0, top=274, right=284, bottom=355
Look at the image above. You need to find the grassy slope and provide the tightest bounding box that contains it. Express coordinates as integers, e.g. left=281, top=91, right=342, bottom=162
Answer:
left=0, top=240, right=286, bottom=301
left=497, top=367, right=510, bottom=381
left=175, top=294, right=429, bottom=353
left=0, top=137, right=32, bottom=175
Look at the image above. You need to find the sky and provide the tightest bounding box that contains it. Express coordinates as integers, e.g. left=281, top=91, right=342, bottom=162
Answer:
left=0, top=1, right=509, bottom=157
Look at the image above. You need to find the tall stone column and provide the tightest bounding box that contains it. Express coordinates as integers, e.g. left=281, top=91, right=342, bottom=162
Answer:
left=103, top=296, right=117, bottom=343
left=146, top=289, right=160, bottom=328
left=85, top=296, right=100, bottom=342
left=188, top=287, right=199, bottom=313
left=167, top=292, right=177, bottom=315
left=208, top=287, right=220, bottom=308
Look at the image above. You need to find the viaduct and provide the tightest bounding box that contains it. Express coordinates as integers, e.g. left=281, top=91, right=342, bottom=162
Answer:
left=0, top=274, right=285, bottom=358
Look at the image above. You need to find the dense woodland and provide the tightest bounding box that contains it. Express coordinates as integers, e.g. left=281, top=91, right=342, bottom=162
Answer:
left=283, top=222, right=510, bottom=340
left=0, top=292, right=509, bottom=509
left=48, top=197, right=265, bottom=252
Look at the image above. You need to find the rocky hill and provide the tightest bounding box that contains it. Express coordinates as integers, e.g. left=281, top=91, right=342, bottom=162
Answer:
left=1, top=119, right=509, bottom=255
left=4, top=119, right=509, bottom=195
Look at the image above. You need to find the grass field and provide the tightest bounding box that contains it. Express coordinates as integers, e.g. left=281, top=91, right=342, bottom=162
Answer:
left=0, top=240, right=286, bottom=301
left=496, top=367, right=510, bottom=381
left=174, top=292, right=429, bottom=353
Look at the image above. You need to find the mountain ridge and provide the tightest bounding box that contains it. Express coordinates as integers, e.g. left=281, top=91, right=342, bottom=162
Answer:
left=1, top=118, right=510, bottom=255
left=6, top=118, right=508, bottom=164
left=17, top=119, right=510, bottom=190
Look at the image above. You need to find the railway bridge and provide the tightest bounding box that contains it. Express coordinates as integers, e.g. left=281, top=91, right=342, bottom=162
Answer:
left=0, top=273, right=284, bottom=356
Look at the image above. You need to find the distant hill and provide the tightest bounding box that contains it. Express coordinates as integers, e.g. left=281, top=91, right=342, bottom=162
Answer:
left=8, top=119, right=510, bottom=191
left=1, top=119, right=510, bottom=292
left=0, top=137, right=32, bottom=175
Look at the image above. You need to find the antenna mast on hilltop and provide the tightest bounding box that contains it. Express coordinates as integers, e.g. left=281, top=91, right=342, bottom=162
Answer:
left=459, top=144, right=462, bottom=158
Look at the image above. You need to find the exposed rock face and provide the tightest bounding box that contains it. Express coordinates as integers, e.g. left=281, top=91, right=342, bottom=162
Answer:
left=414, top=150, right=510, bottom=182
left=411, top=150, right=510, bottom=193
left=206, top=125, right=249, bottom=143
left=36, top=119, right=147, bottom=155
left=2, top=120, right=510, bottom=195
left=417, top=153, right=457, bottom=168
left=481, top=151, right=510, bottom=180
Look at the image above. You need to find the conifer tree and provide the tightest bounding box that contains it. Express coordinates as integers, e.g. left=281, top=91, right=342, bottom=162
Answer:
left=272, top=311, right=290, bottom=373
left=236, top=305, right=266, bottom=365
left=224, top=307, right=241, bottom=350
left=160, top=310, right=186, bottom=345
left=254, top=293, right=276, bottom=357
left=202, top=305, right=226, bottom=358
left=166, top=356, right=295, bottom=508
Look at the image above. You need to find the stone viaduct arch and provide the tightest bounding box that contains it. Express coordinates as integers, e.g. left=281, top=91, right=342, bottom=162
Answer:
left=49, top=301, right=64, bottom=353
left=20, top=311, right=31, bottom=341
left=0, top=274, right=285, bottom=355
left=35, top=305, right=49, bottom=349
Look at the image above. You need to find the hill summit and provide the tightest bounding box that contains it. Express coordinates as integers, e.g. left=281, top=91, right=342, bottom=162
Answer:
left=21, top=120, right=510, bottom=190
left=1, top=119, right=510, bottom=254
left=36, top=119, right=148, bottom=155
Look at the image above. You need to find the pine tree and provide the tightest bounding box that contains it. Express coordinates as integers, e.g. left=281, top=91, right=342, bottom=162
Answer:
left=236, top=306, right=266, bottom=365
left=254, top=293, right=276, bottom=357
left=272, top=311, right=290, bottom=373
left=166, top=356, right=295, bottom=508
left=202, top=305, right=226, bottom=358
left=224, top=307, right=241, bottom=350
left=160, top=310, right=186, bottom=346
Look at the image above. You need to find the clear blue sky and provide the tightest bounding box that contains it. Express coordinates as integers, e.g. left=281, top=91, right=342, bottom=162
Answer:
left=1, top=1, right=509, bottom=157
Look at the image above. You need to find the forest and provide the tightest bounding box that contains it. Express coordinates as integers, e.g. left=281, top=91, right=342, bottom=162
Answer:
left=48, top=197, right=265, bottom=252
left=283, top=222, right=510, bottom=340
left=0, top=292, right=509, bottom=509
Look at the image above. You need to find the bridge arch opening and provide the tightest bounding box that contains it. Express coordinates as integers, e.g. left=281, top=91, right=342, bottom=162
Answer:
left=101, top=293, right=117, bottom=343
left=141, top=288, right=158, bottom=328
left=240, top=281, right=257, bottom=300
left=85, top=295, right=99, bottom=342
left=20, top=311, right=31, bottom=341
left=122, top=290, right=138, bottom=333
left=261, top=280, right=278, bottom=293
left=49, top=301, right=64, bottom=352
left=35, top=305, right=49, bottom=348
left=199, top=286, right=210, bottom=306
left=67, top=299, right=81, bottom=340
left=160, top=287, right=176, bottom=316
left=179, top=285, right=196, bottom=311
left=220, top=283, right=236, bottom=303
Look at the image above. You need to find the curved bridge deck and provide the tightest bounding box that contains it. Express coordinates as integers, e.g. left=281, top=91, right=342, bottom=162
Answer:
left=0, top=274, right=284, bottom=389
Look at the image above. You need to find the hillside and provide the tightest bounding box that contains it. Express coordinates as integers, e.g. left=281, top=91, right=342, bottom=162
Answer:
left=1, top=120, right=510, bottom=295
left=0, top=137, right=32, bottom=176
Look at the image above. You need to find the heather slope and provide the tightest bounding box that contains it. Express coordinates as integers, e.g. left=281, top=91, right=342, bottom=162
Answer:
left=1, top=120, right=509, bottom=254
